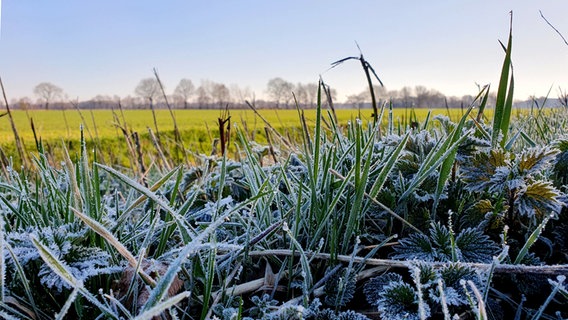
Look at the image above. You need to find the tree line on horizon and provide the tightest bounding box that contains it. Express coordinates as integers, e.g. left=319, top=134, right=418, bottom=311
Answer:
left=5, top=77, right=565, bottom=111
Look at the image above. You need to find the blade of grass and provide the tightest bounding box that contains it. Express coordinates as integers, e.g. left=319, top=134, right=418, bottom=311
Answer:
left=142, top=210, right=231, bottom=313
left=30, top=235, right=119, bottom=319
left=432, top=106, right=474, bottom=216
left=135, top=292, right=191, bottom=320
left=492, top=13, right=514, bottom=148
left=71, top=207, right=157, bottom=287
left=96, top=163, right=195, bottom=242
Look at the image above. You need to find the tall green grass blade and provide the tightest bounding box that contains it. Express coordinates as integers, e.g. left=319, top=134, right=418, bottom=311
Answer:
left=422, top=110, right=431, bottom=130
left=343, top=121, right=377, bottom=251
left=400, top=130, right=472, bottom=202
left=96, top=163, right=195, bottom=242
left=492, top=14, right=514, bottom=148
left=432, top=106, right=474, bottom=216
left=200, top=246, right=217, bottom=320
left=514, top=214, right=552, bottom=264
left=142, top=210, right=231, bottom=313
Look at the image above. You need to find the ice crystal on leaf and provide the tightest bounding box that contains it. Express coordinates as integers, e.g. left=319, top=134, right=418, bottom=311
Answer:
left=5, top=224, right=121, bottom=292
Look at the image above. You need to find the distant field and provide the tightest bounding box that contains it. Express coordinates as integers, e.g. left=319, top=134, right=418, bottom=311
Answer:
left=0, top=107, right=475, bottom=166
left=1, top=108, right=470, bottom=143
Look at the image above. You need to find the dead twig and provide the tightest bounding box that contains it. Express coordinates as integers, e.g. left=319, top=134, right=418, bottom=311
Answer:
left=540, top=10, right=568, bottom=47
left=247, top=249, right=568, bottom=275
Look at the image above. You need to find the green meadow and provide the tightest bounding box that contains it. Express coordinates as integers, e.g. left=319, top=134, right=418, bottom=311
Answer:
left=0, top=108, right=472, bottom=167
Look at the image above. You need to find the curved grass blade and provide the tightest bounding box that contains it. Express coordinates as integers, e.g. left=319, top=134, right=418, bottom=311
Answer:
left=492, top=14, right=514, bottom=148
left=96, top=163, right=195, bottom=243
left=30, top=235, right=119, bottom=319
left=55, top=286, right=80, bottom=320
left=4, top=244, right=40, bottom=318
left=432, top=106, right=474, bottom=215
left=142, top=210, right=231, bottom=313
left=134, top=292, right=191, bottom=320
left=514, top=214, right=552, bottom=264
left=71, top=207, right=157, bottom=287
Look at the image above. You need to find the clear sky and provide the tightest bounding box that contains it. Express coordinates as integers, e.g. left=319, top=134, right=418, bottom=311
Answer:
left=0, top=1, right=567, bottom=103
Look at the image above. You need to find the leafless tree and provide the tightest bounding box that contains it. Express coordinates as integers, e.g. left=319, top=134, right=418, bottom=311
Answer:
left=304, top=83, right=319, bottom=107
left=33, top=82, right=63, bottom=110
left=196, top=85, right=211, bottom=108
left=346, top=92, right=368, bottom=109
left=294, top=83, right=309, bottom=106
left=266, top=77, right=294, bottom=108
left=210, top=82, right=231, bottom=106
left=230, top=84, right=253, bottom=104
left=134, top=78, right=161, bottom=105
left=173, top=78, right=195, bottom=109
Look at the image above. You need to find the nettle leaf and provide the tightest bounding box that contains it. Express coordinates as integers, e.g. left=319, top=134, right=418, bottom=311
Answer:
left=461, top=149, right=508, bottom=192
left=455, top=227, right=500, bottom=263
left=518, top=147, right=559, bottom=177
left=393, top=223, right=499, bottom=263
left=430, top=264, right=478, bottom=306
left=375, top=282, right=426, bottom=320
left=429, top=223, right=453, bottom=262
left=363, top=273, right=403, bottom=306
left=488, top=166, right=512, bottom=193
left=516, top=181, right=562, bottom=219
left=391, top=233, right=436, bottom=261
left=324, top=268, right=357, bottom=307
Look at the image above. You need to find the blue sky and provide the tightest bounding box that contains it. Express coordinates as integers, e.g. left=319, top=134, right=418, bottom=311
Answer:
left=0, top=1, right=567, bottom=102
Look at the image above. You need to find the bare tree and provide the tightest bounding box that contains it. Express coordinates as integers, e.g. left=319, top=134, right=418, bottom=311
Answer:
left=294, top=83, right=308, bottom=106
left=210, top=82, right=231, bottom=106
left=196, top=85, right=211, bottom=108
left=134, top=78, right=161, bottom=105
left=304, top=83, right=319, bottom=107
left=230, top=84, right=253, bottom=104
left=33, top=82, right=63, bottom=110
left=266, top=77, right=294, bottom=108
left=173, top=78, right=195, bottom=109
left=346, top=92, right=368, bottom=109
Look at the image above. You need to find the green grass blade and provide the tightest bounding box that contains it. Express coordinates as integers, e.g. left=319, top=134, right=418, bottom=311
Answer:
left=30, top=235, right=119, bottom=319
left=400, top=131, right=472, bottom=201
left=500, top=72, right=514, bottom=148
left=432, top=106, right=474, bottom=215
left=514, top=214, right=552, bottom=264
left=134, top=292, right=191, bottom=320
left=96, top=163, right=195, bottom=243
left=55, top=286, right=80, bottom=320
left=71, top=207, right=157, bottom=287
left=369, top=132, right=410, bottom=198
left=142, top=210, right=231, bottom=313
left=492, top=15, right=513, bottom=147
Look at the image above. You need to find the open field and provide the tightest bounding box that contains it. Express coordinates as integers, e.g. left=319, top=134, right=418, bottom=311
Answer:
left=1, top=108, right=473, bottom=143
left=0, top=108, right=475, bottom=167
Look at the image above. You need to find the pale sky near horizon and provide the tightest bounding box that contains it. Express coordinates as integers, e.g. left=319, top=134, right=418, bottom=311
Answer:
left=0, top=1, right=567, bottom=103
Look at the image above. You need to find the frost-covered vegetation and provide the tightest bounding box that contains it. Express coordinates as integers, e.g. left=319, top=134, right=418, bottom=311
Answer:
left=1, top=20, right=568, bottom=320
